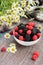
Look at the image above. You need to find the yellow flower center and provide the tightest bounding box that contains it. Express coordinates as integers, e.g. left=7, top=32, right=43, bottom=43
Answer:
left=2, top=18, right=5, bottom=20
left=39, top=26, right=41, bottom=29
left=7, top=48, right=10, bottom=52
left=6, top=35, right=9, bottom=37
left=12, top=48, right=15, bottom=51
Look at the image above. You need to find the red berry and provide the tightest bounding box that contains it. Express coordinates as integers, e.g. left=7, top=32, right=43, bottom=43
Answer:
left=9, top=30, right=13, bottom=35
left=1, top=47, right=6, bottom=52
left=26, top=30, right=31, bottom=35
left=26, top=25, right=29, bottom=29
left=28, top=22, right=35, bottom=27
left=28, top=26, right=33, bottom=30
left=37, top=33, right=41, bottom=38
left=14, top=26, right=18, bottom=31
left=33, top=51, right=39, bottom=57
left=19, top=29, right=23, bottom=34
left=19, top=36, right=24, bottom=41
left=32, top=55, right=37, bottom=60
left=13, top=32, right=18, bottom=36
left=32, top=35, right=38, bottom=41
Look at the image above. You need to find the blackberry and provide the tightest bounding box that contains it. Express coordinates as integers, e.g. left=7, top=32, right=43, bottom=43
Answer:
left=16, top=34, right=20, bottom=39
left=24, top=28, right=27, bottom=33
left=32, top=28, right=38, bottom=35
left=18, top=23, right=25, bottom=30
left=25, top=34, right=31, bottom=41
left=37, top=29, right=41, bottom=33
left=21, top=33, right=26, bottom=37
left=18, top=23, right=23, bottom=26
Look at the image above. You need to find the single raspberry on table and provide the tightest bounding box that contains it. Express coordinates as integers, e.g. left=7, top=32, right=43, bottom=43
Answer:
left=33, top=51, right=39, bottom=57
left=1, top=47, right=6, bottom=52
left=32, top=35, right=38, bottom=41
left=32, top=55, right=38, bottom=60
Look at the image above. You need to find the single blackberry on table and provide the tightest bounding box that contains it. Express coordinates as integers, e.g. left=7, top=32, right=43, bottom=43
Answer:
left=25, top=34, right=31, bottom=41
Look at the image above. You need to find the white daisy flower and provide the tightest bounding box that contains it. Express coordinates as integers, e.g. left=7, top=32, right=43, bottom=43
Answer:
left=7, top=22, right=12, bottom=27
left=6, top=9, right=11, bottom=14
left=10, top=43, right=16, bottom=47
left=19, top=11, right=25, bottom=16
left=37, top=24, right=43, bottom=31
left=7, top=47, right=10, bottom=52
left=21, top=3, right=26, bottom=8
left=1, top=16, right=6, bottom=21
left=7, top=15, right=12, bottom=18
left=14, top=15, right=20, bottom=23
left=17, top=7, right=23, bottom=11
left=12, top=10, right=17, bottom=15
left=4, top=33, right=11, bottom=39
left=12, top=2, right=19, bottom=10
left=21, top=0, right=26, bottom=7
left=11, top=2, right=16, bottom=9
left=10, top=46, right=17, bottom=53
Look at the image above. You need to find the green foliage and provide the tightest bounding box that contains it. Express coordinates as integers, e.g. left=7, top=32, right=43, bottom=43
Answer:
left=0, top=0, right=20, bottom=15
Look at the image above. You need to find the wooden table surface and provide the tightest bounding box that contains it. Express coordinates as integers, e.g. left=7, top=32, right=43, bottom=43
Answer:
left=0, top=18, right=43, bottom=65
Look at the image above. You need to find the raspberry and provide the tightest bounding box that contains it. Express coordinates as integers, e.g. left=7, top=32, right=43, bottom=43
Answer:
left=28, top=26, right=33, bottom=30
left=37, top=33, right=41, bottom=38
left=13, top=32, right=18, bottom=36
left=14, top=26, right=18, bottom=31
left=19, top=36, right=24, bottom=41
left=9, top=30, right=13, bottom=35
left=1, top=47, right=6, bottom=52
left=32, top=35, right=38, bottom=41
left=33, top=51, right=39, bottom=57
left=19, top=29, right=23, bottom=34
left=26, top=30, right=31, bottom=35
left=26, top=25, right=29, bottom=29
left=32, top=55, right=37, bottom=60
left=28, top=22, right=35, bottom=27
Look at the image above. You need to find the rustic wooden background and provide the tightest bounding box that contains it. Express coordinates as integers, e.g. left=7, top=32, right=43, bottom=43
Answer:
left=0, top=18, right=43, bottom=65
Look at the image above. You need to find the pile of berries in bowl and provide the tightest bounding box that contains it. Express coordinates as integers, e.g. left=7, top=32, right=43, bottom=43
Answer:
left=13, top=22, right=41, bottom=46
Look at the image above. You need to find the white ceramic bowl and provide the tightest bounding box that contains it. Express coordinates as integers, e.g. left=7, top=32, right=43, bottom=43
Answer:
left=14, top=36, right=41, bottom=46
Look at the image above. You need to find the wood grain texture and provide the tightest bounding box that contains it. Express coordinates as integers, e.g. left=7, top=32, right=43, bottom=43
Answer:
left=0, top=18, right=43, bottom=65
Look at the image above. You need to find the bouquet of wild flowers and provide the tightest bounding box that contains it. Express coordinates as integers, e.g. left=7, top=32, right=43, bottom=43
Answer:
left=0, top=1, right=27, bottom=27
left=0, top=0, right=40, bottom=28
